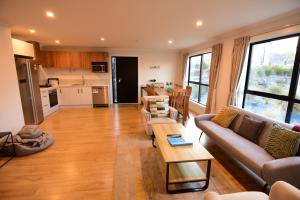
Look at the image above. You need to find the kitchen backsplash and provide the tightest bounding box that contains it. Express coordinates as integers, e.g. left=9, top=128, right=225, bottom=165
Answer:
left=39, top=66, right=110, bottom=86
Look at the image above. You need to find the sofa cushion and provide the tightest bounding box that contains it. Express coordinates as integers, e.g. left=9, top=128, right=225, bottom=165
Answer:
left=197, top=120, right=274, bottom=176
left=265, top=123, right=300, bottom=159
left=228, top=106, right=293, bottom=149
left=149, top=97, right=169, bottom=118
left=211, top=107, right=239, bottom=128
left=238, top=115, right=266, bottom=143
left=292, top=125, right=300, bottom=132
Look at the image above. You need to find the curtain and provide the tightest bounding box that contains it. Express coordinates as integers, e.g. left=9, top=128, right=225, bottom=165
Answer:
left=205, top=43, right=223, bottom=114
left=181, top=53, right=189, bottom=86
left=227, top=36, right=250, bottom=106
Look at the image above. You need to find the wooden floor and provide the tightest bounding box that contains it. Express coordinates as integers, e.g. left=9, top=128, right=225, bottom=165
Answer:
left=0, top=105, right=262, bottom=200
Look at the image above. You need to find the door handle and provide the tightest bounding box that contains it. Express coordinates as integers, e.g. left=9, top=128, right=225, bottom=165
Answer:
left=118, top=78, right=122, bottom=83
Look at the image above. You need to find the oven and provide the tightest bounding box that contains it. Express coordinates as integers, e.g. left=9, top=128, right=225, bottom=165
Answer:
left=49, top=89, right=58, bottom=108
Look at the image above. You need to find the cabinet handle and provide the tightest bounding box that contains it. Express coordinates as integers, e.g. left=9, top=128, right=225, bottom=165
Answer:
left=60, top=88, right=62, bottom=94
left=81, top=88, right=83, bottom=93
left=78, top=89, right=79, bottom=94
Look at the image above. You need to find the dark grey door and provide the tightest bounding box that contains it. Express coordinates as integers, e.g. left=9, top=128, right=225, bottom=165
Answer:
left=112, top=57, right=138, bottom=103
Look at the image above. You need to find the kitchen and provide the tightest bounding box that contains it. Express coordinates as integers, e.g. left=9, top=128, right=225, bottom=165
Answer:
left=13, top=39, right=110, bottom=125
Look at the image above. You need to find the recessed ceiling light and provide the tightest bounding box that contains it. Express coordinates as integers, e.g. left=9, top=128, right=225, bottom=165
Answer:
left=168, top=40, right=173, bottom=44
left=29, top=29, right=35, bottom=33
left=196, top=20, right=203, bottom=27
left=55, top=40, right=60, bottom=44
left=100, top=37, right=105, bottom=41
left=46, top=11, right=55, bottom=18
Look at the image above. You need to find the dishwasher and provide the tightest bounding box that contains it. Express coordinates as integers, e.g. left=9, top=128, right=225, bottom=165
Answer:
left=92, top=86, right=109, bottom=107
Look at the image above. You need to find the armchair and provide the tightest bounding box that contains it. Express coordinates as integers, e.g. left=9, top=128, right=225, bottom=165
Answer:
left=262, top=157, right=300, bottom=188
left=141, top=96, right=178, bottom=137
left=204, top=181, right=300, bottom=200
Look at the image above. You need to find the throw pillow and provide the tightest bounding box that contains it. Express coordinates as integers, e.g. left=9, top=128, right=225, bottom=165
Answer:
left=238, top=115, right=266, bottom=143
left=149, top=97, right=169, bottom=118
left=292, top=125, right=300, bottom=132
left=265, top=123, right=300, bottom=159
left=211, top=107, right=239, bottom=128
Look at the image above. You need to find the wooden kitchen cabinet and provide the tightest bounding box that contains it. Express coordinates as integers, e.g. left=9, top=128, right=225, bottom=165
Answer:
left=80, top=52, right=91, bottom=68
left=41, top=51, right=55, bottom=67
left=89, top=52, right=106, bottom=62
left=55, top=51, right=71, bottom=68
left=69, top=52, right=82, bottom=68
left=41, top=51, right=108, bottom=68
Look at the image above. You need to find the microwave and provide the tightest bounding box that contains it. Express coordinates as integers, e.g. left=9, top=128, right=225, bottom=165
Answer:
left=92, top=62, right=108, bottom=73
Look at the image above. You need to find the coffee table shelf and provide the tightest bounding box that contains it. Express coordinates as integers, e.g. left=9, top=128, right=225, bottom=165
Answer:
left=169, top=162, right=206, bottom=184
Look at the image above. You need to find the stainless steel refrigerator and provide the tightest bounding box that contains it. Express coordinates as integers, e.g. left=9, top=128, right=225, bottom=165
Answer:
left=15, top=56, right=44, bottom=125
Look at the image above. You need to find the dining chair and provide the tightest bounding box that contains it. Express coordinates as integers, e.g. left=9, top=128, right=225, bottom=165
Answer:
left=172, top=86, right=192, bottom=124
left=141, top=95, right=178, bottom=146
left=146, top=84, right=156, bottom=96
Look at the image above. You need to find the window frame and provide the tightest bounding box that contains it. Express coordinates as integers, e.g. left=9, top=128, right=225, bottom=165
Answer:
left=187, top=52, right=211, bottom=105
left=242, top=33, right=300, bottom=123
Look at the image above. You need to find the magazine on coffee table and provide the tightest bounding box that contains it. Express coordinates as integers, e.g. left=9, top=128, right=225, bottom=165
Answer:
left=167, top=135, right=193, bottom=147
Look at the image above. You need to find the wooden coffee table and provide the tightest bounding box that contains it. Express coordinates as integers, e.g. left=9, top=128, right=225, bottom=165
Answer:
left=151, top=123, right=214, bottom=194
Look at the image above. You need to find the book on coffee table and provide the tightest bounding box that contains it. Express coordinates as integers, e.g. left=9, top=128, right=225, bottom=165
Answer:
left=167, top=135, right=193, bottom=147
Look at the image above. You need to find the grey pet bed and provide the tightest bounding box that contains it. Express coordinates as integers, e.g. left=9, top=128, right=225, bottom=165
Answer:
left=1, top=125, right=54, bottom=156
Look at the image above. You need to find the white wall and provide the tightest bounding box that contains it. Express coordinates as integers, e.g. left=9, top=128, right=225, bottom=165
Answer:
left=108, top=48, right=180, bottom=103
left=179, top=9, right=300, bottom=114
left=0, top=26, right=24, bottom=134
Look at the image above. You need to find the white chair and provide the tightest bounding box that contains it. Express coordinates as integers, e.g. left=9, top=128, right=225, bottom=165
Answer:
left=204, top=181, right=300, bottom=200
left=141, top=96, right=178, bottom=146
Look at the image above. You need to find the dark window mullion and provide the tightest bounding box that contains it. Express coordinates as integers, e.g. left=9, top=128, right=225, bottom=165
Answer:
left=246, top=90, right=289, bottom=101
left=198, top=55, right=203, bottom=103
left=187, top=57, right=191, bottom=85
left=286, top=35, right=300, bottom=122
left=189, top=81, right=200, bottom=84
left=242, top=44, right=253, bottom=108
left=200, top=83, right=209, bottom=87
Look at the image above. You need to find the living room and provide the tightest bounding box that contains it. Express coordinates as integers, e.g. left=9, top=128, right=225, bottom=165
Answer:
left=0, top=0, right=300, bottom=199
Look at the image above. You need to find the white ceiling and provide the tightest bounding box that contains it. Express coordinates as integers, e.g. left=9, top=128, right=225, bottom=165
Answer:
left=0, top=0, right=299, bottom=50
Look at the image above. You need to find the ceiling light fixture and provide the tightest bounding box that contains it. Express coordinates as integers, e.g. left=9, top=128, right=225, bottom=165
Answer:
left=196, top=20, right=203, bottom=27
left=55, top=40, right=60, bottom=44
left=46, top=11, right=55, bottom=18
left=100, top=37, right=105, bottom=41
left=29, top=29, right=35, bottom=33
left=168, top=40, right=173, bottom=44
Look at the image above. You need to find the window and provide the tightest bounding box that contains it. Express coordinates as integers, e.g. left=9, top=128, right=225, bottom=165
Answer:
left=242, top=33, right=300, bottom=124
left=187, top=53, right=212, bottom=105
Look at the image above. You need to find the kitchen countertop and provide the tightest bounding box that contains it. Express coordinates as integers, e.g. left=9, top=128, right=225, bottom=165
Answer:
left=40, top=86, right=57, bottom=91
left=40, top=85, right=109, bottom=91
left=59, top=84, right=109, bottom=87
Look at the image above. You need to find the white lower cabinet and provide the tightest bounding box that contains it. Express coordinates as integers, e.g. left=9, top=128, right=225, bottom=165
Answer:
left=59, top=86, right=92, bottom=106
left=41, top=90, right=50, bottom=116
left=80, top=87, right=93, bottom=105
